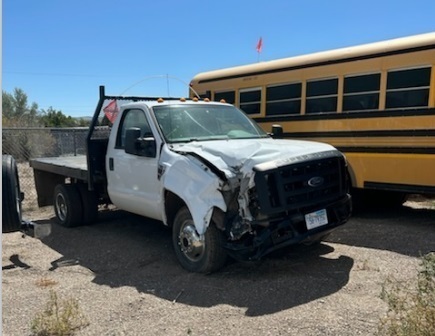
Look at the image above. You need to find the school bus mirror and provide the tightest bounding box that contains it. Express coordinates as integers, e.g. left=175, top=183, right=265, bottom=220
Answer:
left=271, top=124, right=283, bottom=138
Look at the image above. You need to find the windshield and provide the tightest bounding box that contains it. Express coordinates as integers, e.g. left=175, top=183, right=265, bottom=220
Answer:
left=153, top=104, right=268, bottom=143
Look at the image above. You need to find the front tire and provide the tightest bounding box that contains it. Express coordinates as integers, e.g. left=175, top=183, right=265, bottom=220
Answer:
left=172, top=206, right=227, bottom=273
left=54, top=184, right=83, bottom=227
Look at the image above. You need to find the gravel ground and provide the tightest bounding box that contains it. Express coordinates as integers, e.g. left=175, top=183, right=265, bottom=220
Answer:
left=2, top=199, right=435, bottom=336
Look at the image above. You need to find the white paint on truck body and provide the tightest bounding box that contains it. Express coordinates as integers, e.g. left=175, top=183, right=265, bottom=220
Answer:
left=159, top=146, right=227, bottom=234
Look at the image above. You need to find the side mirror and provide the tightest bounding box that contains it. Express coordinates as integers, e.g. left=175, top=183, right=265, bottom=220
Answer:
left=125, top=128, right=157, bottom=157
left=271, top=124, right=283, bottom=139
left=139, top=137, right=157, bottom=158
left=125, top=128, right=141, bottom=155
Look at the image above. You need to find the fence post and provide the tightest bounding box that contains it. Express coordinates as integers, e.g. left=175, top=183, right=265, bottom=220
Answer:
left=73, top=129, right=77, bottom=156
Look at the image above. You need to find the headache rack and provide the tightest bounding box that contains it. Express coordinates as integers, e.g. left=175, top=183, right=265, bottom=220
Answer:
left=254, top=150, right=347, bottom=215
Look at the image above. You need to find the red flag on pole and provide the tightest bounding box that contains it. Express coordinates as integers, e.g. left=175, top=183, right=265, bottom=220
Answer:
left=103, top=100, right=119, bottom=123
left=256, top=37, right=263, bottom=53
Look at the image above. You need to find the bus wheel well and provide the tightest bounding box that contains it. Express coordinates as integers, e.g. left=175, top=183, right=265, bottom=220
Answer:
left=164, top=191, right=185, bottom=228
left=346, top=166, right=357, bottom=189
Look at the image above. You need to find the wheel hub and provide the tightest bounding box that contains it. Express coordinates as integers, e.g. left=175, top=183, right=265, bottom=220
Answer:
left=55, top=193, right=67, bottom=221
left=179, top=222, right=205, bottom=262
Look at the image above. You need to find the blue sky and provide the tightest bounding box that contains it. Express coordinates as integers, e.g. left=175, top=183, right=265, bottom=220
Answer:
left=3, top=0, right=435, bottom=118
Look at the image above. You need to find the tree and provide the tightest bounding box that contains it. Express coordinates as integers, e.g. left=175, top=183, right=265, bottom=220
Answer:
left=2, top=91, right=14, bottom=119
left=2, top=87, right=82, bottom=128
left=2, top=88, right=40, bottom=127
left=76, top=118, right=91, bottom=127
left=2, top=88, right=79, bottom=161
left=40, top=107, right=77, bottom=127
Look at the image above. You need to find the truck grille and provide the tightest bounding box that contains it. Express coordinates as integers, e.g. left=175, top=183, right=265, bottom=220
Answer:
left=253, top=151, right=347, bottom=215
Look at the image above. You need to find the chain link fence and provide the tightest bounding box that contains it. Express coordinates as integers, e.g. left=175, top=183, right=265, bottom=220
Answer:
left=2, top=127, right=89, bottom=214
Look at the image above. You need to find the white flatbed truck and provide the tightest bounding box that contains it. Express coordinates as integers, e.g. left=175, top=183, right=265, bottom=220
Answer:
left=27, top=86, right=352, bottom=273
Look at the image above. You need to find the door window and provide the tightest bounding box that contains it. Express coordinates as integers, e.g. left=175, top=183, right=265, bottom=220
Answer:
left=116, top=109, right=152, bottom=149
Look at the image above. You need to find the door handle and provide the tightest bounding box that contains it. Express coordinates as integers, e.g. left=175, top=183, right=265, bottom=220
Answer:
left=109, top=158, right=114, bottom=171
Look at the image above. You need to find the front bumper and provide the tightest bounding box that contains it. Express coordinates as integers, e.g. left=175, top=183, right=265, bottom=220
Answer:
left=225, top=194, right=352, bottom=260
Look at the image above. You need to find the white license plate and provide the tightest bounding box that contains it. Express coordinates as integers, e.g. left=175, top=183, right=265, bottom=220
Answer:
left=305, top=209, right=328, bottom=230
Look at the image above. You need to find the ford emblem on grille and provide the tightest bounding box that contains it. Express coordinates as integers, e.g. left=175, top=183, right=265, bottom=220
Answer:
left=308, top=176, right=324, bottom=187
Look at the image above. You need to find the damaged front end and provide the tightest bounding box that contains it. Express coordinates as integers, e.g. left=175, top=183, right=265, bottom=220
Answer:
left=164, top=142, right=351, bottom=262
left=217, top=150, right=352, bottom=261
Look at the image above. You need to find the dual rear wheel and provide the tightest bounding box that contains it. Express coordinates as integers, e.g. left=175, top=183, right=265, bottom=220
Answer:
left=53, top=183, right=98, bottom=227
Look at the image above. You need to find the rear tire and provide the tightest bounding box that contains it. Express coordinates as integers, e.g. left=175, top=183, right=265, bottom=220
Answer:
left=53, top=184, right=83, bottom=227
left=2, top=155, right=23, bottom=233
left=352, top=189, right=407, bottom=212
left=77, top=183, right=98, bottom=225
left=172, top=206, right=227, bottom=273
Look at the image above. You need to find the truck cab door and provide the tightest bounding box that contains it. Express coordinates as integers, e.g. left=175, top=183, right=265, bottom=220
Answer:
left=107, top=108, right=162, bottom=220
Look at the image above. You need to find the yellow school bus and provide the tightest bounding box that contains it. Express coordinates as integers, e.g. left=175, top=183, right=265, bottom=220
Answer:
left=190, top=33, right=435, bottom=205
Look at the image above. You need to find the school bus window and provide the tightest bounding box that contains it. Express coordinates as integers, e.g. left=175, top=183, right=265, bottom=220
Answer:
left=215, top=91, right=235, bottom=104
left=240, top=88, right=261, bottom=115
left=306, top=78, right=338, bottom=113
left=386, top=67, right=431, bottom=109
left=343, top=73, right=380, bottom=112
left=266, top=83, right=301, bottom=116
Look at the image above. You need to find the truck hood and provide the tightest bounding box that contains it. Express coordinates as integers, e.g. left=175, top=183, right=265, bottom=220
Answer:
left=171, top=138, right=339, bottom=178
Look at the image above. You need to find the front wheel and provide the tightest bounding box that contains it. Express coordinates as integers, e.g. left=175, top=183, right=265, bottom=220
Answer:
left=172, top=206, right=227, bottom=273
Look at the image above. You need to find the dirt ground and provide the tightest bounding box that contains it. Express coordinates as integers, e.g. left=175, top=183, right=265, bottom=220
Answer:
left=2, top=198, right=435, bottom=336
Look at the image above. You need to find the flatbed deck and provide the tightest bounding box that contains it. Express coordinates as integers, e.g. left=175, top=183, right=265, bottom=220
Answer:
left=30, top=155, right=88, bottom=181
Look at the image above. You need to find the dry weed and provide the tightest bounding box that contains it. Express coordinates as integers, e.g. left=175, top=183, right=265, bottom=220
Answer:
left=35, top=277, right=58, bottom=288
left=31, top=290, right=89, bottom=336
left=377, top=253, right=435, bottom=336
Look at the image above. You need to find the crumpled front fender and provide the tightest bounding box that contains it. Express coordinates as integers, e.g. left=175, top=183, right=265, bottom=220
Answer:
left=161, top=155, right=227, bottom=235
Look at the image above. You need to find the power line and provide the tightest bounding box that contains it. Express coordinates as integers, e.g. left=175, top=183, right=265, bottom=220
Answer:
left=3, top=70, right=131, bottom=78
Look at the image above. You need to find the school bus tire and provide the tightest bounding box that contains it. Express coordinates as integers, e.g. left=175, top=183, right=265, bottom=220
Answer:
left=352, top=188, right=407, bottom=211
left=371, top=190, right=407, bottom=208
